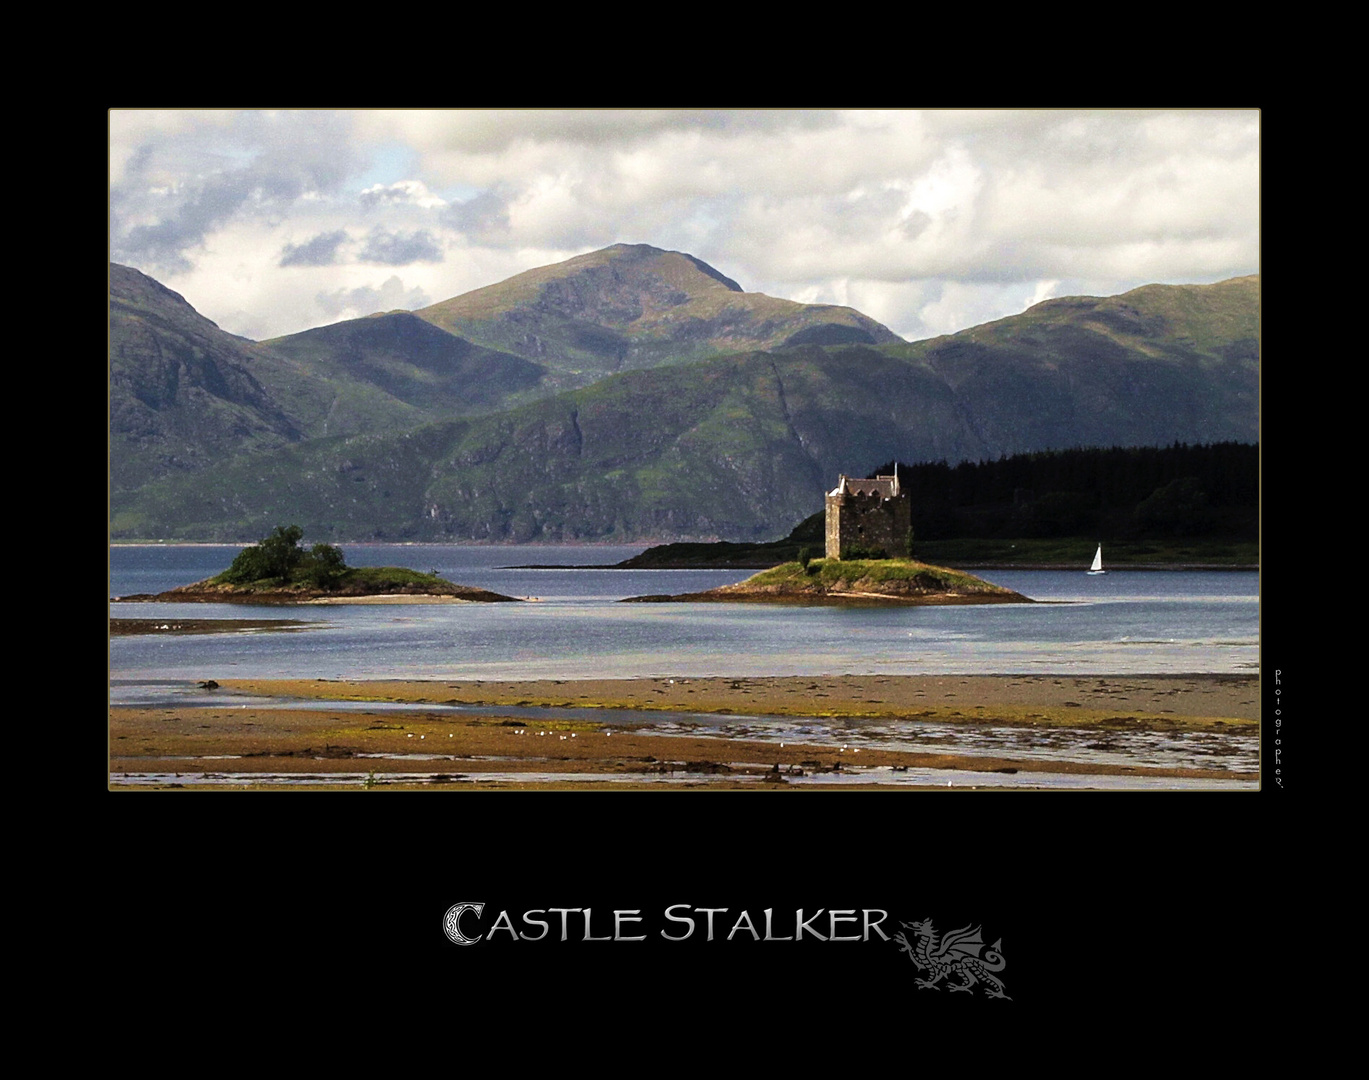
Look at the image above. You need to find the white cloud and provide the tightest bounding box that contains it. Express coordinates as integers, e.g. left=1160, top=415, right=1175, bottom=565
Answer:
left=359, top=179, right=449, bottom=209
left=316, top=275, right=431, bottom=323
left=109, top=109, right=1260, bottom=341
left=1025, top=279, right=1061, bottom=309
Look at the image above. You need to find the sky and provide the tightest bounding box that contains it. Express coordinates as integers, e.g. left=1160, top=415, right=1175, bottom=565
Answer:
left=108, top=109, right=1260, bottom=344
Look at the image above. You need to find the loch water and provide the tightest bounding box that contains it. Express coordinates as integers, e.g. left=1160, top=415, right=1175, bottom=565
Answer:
left=109, top=544, right=1259, bottom=684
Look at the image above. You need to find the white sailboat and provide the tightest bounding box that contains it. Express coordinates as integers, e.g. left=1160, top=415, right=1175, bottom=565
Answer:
left=1087, top=544, right=1105, bottom=575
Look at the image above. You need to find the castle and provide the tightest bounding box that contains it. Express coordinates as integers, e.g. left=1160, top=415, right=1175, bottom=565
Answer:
left=825, top=471, right=911, bottom=559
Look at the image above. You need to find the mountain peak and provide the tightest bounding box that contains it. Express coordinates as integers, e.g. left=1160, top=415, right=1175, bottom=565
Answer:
left=415, top=244, right=896, bottom=376
left=422, top=244, right=743, bottom=324
left=593, top=243, right=744, bottom=292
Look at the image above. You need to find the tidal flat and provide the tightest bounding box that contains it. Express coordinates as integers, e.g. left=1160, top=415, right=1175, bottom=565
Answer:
left=108, top=673, right=1259, bottom=791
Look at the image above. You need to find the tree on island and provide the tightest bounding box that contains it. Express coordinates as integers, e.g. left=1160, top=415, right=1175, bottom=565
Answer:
left=220, top=524, right=347, bottom=586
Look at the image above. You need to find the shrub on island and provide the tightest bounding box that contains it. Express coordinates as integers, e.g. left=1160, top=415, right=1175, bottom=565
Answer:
left=215, top=525, right=347, bottom=587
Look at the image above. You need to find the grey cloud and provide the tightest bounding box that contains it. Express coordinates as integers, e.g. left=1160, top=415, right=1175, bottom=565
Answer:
left=110, top=111, right=360, bottom=274
left=900, top=210, right=933, bottom=241
left=114, top=167, right=268, bottom=273
left=315, top=276, right=431, bottom=320
left=279, top=230, right=349, bottom=267
left=360, top=186, right=404, bottom=208
left=444, top=190, right=511, bottom=238
left=359, top=228, right=444, bottom=265
left=432, top=109, right=842, bottom=153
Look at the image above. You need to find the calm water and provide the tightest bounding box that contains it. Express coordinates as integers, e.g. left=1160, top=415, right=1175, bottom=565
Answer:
left=109, top=544, right=1259, bottom=682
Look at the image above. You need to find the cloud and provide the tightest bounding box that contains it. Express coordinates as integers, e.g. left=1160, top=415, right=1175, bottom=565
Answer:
left=358, top=228, right=444, bottom=266
left=111, top=109, right=1258, bottom=341
left=315, top=276, right=431, bottom=321
left=367, top=109, right=844, bottom=157
left=444, top=189, right=512, bottom=240
left=359, top=179, right=448, bottom=209
left=109, top=110, right=359, bottom=275
left=279, top=230, right=349, bottom=267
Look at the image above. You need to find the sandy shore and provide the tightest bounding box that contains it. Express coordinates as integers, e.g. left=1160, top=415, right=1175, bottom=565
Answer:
left=217, top=673, right=1258, bottom=725
left=298, top=594, right=483, bottom=604
left=109, top=674, right=1259, bottom=790
left=110, top=618, right=322, bottom=635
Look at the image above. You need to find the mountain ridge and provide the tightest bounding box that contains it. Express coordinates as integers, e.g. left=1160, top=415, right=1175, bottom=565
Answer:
left=413, top=243, right=901, bottom=376
left=109, top=251, right=1259, bottom=542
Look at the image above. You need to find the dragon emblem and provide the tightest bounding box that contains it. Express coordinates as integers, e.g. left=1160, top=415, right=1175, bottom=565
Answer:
left=893, top=918, right=1010, bottom=999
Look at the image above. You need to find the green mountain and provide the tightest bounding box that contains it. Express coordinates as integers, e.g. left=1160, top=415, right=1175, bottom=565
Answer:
left=111, top=245, right=899, bottom=504
left=110, top=264, right=433, bottom=497
left=414, top=243, right=902, bottom=378
left=894, top=275, right=1260, bottom=452
left=110, top=254, right=1259, bottom=543
left=111, top=263, right=306, bottom=495
left=116, top=348, right=926, bottom=540
left=264, top=311, right=549, bottom=414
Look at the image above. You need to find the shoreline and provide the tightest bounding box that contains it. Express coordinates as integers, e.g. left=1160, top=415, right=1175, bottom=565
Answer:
left=109, top=674, right=1259, bottom=791
left=513, top=561, right=1259, bottom=572
left=213, top=673, right=1259, bottom=726
left=110, top=587, right=521, bottom=605
left=620, top=590, right=1030, bottom=605
left=110, top=617, right=321, bottom=635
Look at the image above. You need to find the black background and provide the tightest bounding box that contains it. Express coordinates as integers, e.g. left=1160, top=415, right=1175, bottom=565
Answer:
left=110, top=780, right=1286, bottom=1023
left=105, top=123, right=1286, bottom=1022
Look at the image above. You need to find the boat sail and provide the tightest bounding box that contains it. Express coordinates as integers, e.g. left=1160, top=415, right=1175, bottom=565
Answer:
left=1087, top=544, right=1105, bottom=575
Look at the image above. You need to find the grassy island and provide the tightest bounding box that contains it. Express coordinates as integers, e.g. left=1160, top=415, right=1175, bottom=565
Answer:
left=165, top=564, right=520, bottom=603
left=624, top=557, right=1031, bottom=605
left=111, top=524, right=520, bottom=604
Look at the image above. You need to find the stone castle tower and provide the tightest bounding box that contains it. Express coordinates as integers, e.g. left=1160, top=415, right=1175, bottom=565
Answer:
left=825, top=471, right=911, bottom=559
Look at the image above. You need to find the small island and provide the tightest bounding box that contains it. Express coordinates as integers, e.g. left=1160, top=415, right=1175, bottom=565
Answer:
left=624, top=557, right=1031, bottom=605
left=111, top=525, right=520, bottom=605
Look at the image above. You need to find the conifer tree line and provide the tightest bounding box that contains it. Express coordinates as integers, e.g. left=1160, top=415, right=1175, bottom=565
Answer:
left=870, top=442, right=1257, bottom=541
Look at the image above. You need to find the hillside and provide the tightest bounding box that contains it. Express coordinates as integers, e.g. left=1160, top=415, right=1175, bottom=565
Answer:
left=110, top=264, right=431, bottom=497
left=894, top=276, right=1260, bottom=451
left=415, top=243, right=901, bottom=377
left=114, top=330, right=1258, bottom=542
left=110, top=264, right=320, bottom=495
left=110, top=345, right=1006, bottom=541
left=264, top=311, right=550, bottom=413
left=110, top=255, right=1259, bottom=543
left=110, top=245, right=902, bottom=506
